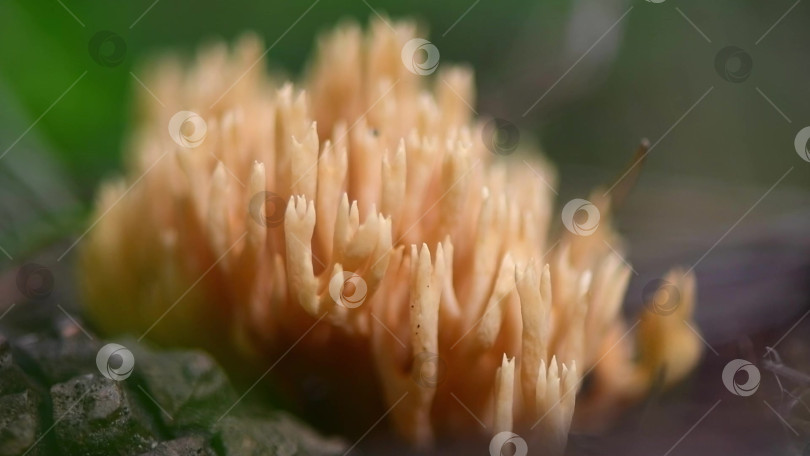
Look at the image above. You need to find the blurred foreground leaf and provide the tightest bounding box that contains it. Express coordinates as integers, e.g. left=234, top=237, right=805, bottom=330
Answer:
left=0, top=78, right=85, bottom=268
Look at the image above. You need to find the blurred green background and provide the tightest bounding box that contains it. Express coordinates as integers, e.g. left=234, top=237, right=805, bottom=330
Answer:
left=0, top=0, right=808, bottom=260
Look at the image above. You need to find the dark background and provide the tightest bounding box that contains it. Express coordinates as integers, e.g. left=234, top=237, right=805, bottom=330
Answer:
left=2, top=1, right=809, bottom=188
left=1, top=0, right=809, bottom=256
left=2, top=0, right=810, bottom=259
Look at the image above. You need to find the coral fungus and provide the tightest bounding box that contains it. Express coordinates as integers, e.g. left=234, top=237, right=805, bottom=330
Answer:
left=80, top=19, right=701, bottom=453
